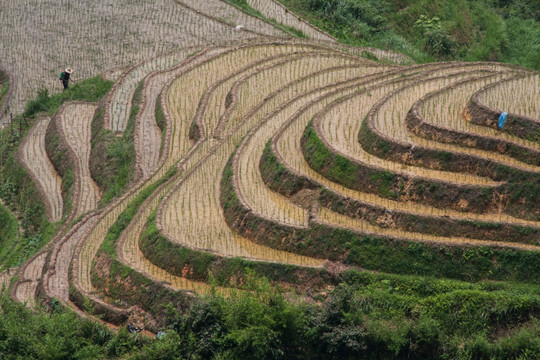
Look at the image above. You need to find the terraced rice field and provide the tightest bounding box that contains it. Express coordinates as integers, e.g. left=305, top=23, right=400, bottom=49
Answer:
left=246, top=0, right=334, bottom=41
left=478, top=73, right=539, bottom=120
left=414, top=75, right=540, bottom=162
left=57, top=103, right=100, bottom=217
left=0, top=0, right=269, bottom=126
left=13, top=252, right=48, bottom=306
left=182, top=0, right=281, bottom=36
left=4, top=1, right=538, bottom=334
left=19, top=117, right=63, bottom=222
left=11, top=101, right=104, bottom=307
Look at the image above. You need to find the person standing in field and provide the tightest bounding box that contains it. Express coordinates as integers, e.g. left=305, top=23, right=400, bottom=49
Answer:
left=60, top=67, right=73, bottom=91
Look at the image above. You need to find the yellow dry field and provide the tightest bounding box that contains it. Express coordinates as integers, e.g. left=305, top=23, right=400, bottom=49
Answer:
left=373, top=69, right=505, bottom=142
left=159, top=138, right=321, bottom=266
left=197, top=50, right=345, bottom=139
left=372, top=68, right=540, bottom=174
left=120, top=48, right=378, bottom=291
left=218, top=58, right=381, bottom=138
left=275, top=69, right=540, bottom=236
left=159, top=53, right=361, bottom=265
left=96, top=49, right=540, bottom=304
left=478, top=73, right=539, bottom=120
left=135, top=48, right=220, bottom=178
left=168, top=44, right=339, bottom=142
left=19, top=117, right=63, bottom=222
left=75, top=44, right=335, bottom=296
left=225, top=59, right=539, bottom=250
left=279, top=114, right=539, bottom=227
left=75, top=47, right=234, bottom=294
left=421, top=74, right=538, bottom=145
left=120, top=139, right=225, bottom=296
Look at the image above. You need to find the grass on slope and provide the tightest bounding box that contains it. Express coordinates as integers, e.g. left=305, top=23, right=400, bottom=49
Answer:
left=2, top=270, right=538, bottom=359
left=0, top=77, right=112, bottom=269
left=90, top=79, right=143, bottom=205
left=22, top=78, right=113, bottom=119
left=98, top=166, right=177, bottom=258
left=0, top=202, right=20, bottom=268
left=0, top=292, right=149, bottom=359
left=0, top=69, right=8, bottom=111
left=278, top=0, right=540, bottom=69
left=135, top=272, right=540, bottom=360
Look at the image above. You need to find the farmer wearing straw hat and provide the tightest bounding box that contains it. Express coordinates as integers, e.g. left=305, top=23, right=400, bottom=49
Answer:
left=60, top=67, right=73, bottom=91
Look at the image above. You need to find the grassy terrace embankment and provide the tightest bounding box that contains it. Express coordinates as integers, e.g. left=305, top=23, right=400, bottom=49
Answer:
left=90, top=80, right=143, bottom=205
left=0, top=78, right=111, bottom=269
left=260, top=140, right=540, bottom=244
left=304, top=120, right=540, bottom=220
left=223, top=152, right=540, bottom=283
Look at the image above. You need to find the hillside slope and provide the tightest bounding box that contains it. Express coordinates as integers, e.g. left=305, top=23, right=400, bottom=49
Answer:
left=278, top=0, right=540, bottom=69
left=0, top=1, right=539, bottom=359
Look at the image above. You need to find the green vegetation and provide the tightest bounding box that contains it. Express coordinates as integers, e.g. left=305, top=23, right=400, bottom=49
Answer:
left=155, top=92, right=168, bottom=156
left=0, top=77, right=111, bottom=269
left=5, top=264, right=540, bottom=360
left=23, top=78, right=113, bottom=119
left=132, top=274, right=540, bottom=359
left=0, top=202, right=20, bottom=268
left=0, top=69, right=8, bottom=111
left=278, top=0, right=540, bottom=69
left=0, top=293, right=149, bottom=359
left=0, top=202, right=18, bottom=247
left=90, top=80, right=143, bottom=205
left=4, top=270, right=539, bottom=359
left=90, top=254, right=193, bottom=329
